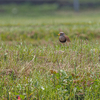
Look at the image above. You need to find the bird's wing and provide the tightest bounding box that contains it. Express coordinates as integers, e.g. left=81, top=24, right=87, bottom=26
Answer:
left=65, top=35, right=71, bottom=42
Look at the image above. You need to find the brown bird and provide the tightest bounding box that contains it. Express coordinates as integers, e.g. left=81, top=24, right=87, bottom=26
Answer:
left=58, top=32, right=71, bottom=43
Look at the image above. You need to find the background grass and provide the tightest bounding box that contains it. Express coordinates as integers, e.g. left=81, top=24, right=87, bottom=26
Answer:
left=0, top=4, right=100, bottom=100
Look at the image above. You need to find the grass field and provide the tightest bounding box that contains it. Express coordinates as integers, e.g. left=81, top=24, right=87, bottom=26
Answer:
left=0, top=4, right=100, bottom=100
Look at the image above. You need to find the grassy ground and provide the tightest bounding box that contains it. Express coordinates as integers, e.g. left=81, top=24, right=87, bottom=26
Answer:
left=0, top=4, right=100, bottom=100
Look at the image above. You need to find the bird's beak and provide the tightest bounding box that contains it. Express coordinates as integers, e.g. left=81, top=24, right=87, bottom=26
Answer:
left=58, top=34, right=60, bottom=36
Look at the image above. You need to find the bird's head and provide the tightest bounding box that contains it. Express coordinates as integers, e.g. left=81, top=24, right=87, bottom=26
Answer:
left=58, top=32, right=65, bottom=36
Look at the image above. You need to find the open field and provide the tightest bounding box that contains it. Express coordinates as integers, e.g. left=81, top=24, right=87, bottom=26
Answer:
left=0, top=4, right=100, bottom=100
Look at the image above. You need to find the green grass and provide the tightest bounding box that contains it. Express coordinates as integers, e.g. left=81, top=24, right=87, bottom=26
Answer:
left=0, top=4, right=100, bottom=100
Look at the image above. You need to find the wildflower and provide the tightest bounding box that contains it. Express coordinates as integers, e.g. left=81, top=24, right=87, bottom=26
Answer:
left=16, top=95, right=21, bottom=100
left=41, top=86, right=45, bottom=90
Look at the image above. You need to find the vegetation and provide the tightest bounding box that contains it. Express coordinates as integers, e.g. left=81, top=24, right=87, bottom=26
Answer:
left=0, top=4, right=100, bottom=100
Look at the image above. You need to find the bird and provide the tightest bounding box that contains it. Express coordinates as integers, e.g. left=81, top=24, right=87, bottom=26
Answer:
left=58, top=32, right=71, bottom=43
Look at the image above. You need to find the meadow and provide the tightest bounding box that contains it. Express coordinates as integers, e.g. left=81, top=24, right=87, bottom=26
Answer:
left=0, top=4, right=100, bottom=100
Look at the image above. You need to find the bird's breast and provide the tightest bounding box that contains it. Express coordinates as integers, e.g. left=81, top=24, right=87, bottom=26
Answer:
left=59, top=36, right=66, bottom=43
